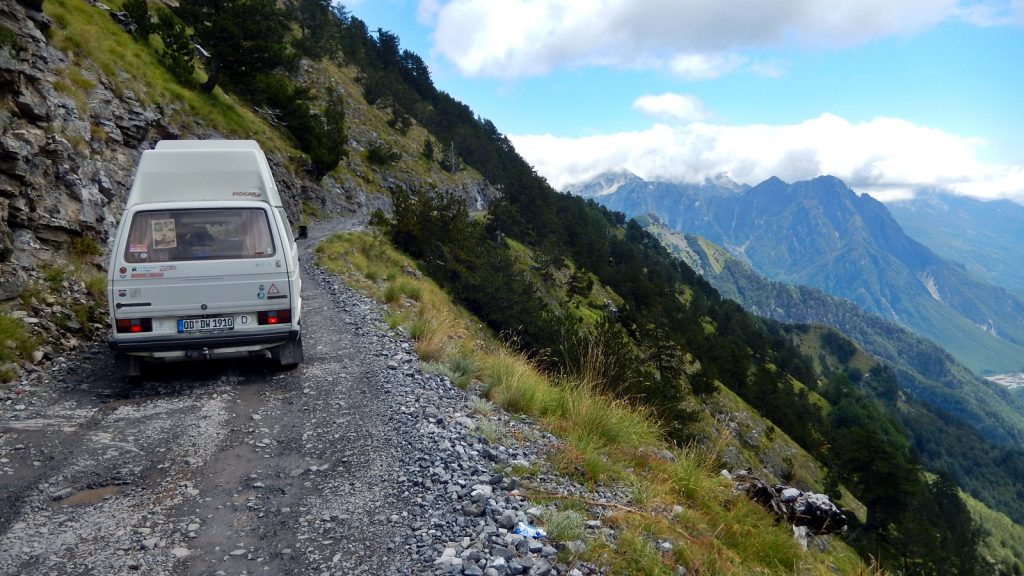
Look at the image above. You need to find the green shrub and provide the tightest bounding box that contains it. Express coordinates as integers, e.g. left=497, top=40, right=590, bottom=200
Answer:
left=611, top=530, right=673, bottom=576
left=0, top=314, right=37, bottom=377
left=467, top=396, right=496, bottom=416
left=383, top=278, right=422, bottom=305
left=447, top=351, right=478, bottom=387
left=84, top=273, right=107, bottom=300
left=70, top=235, right=102, bottom=258
left=42, top=264, right=67, bottom=290
left=367, top=141, right=400, bottom=165
left=474, top=419, right=506, bottom=445
left=0, top=25, right=21, bottom=50
left=540, top=508, right=585, bottom=542
left=382, top=282, right=401, bottom=304
left=155, top=8, right=194, bottom=86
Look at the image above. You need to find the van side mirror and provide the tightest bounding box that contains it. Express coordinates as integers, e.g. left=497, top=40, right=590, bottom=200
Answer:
left=296, top=225, right=308, bottom=240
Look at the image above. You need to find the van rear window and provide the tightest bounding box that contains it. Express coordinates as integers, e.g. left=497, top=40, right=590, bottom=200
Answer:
left=124, top=208, right=275, bottom=263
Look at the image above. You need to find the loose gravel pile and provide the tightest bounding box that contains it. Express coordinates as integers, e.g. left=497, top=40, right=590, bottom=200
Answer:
left=0, top=233, right=633, bottom=576
left=295, top=266, right=622, bottom=575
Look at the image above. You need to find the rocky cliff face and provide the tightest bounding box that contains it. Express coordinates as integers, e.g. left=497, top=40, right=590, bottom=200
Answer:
left=1, top=0, right=144, bottom=298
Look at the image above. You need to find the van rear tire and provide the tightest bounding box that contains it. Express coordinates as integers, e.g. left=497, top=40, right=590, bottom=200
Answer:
left=271, top=336, right=304, bottom=370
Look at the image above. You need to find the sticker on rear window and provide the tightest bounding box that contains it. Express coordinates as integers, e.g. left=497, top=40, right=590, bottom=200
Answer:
left=129, top=243, right=147, bottom=253
left=151, top=219, right=177, bottom=249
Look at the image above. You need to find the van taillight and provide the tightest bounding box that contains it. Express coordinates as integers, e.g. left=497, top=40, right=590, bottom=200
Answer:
left=258, top=310, right=291, bottom=325
left=116, top=318, right=152, bottom=333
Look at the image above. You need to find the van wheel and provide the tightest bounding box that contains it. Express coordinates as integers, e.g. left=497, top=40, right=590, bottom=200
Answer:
left=114, top=353, right=143, bottom=381
left=271, top=336, right=304, bottom=370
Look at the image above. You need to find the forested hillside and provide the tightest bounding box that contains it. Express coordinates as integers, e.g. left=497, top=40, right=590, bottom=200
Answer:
left=0, top=0, right=1014, bottom=572
left=644, top=219, right=1024, bottom=527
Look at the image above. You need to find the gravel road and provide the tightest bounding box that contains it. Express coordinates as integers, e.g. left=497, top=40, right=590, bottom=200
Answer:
left=0, top=221, right=613, bottom=576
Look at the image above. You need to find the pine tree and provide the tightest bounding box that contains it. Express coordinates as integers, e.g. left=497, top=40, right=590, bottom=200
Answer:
left=155, top=9, right=194, bottom=86
left=176, top=0, right=293, bottom=93
left=122, top=0, right=153, bottom=41
left=291, top=0, right=341, bottom=59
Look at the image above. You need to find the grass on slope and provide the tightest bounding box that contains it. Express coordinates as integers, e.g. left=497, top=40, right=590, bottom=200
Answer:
left=44, top=0, right=289, bottom=153
left=316, top=230, right=872, bottom=575
left=0, top=314, right=37, bottom=382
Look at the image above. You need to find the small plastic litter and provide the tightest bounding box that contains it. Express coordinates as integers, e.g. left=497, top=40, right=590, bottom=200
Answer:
left=513, top=522, right=546, bottom=539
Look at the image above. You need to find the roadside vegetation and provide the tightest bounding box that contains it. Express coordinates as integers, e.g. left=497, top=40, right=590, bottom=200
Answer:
left=0, top=313, right=37, bottom=382
left=2, top=233, right=106, bottom=384
left=316, top=230, right=871, bottom=575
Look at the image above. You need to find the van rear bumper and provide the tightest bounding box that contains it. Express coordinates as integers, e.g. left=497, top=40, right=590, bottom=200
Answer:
left=109, top=328, right=299, bottom=353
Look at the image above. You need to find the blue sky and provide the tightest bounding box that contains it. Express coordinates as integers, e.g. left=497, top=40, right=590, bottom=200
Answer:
left=344, top=0, right=1024, bottom=201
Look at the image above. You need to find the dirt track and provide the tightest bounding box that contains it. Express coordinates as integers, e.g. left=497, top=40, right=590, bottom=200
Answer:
left=0, top=220, right=429, bottom=574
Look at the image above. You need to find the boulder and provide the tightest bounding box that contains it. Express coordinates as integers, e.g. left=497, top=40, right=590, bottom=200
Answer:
left=790, top=491, right=846, bottom=534
left=730, top=471, right=847, bottom=536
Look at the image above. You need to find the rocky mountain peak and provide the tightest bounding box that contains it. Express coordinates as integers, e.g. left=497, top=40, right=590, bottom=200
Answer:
left=563, top=168, right=643, bottom=198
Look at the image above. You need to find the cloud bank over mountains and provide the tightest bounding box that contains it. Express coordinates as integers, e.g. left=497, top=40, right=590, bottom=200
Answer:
left=510, top=110, right=1024, bottom=201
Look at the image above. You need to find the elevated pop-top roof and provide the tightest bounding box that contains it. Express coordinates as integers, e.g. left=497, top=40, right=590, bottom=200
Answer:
left=126, top=140, right=282, bottom=208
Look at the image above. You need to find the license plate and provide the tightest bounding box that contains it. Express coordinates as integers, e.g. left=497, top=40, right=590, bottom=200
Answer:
left=178, top=316, right=234, bottom=333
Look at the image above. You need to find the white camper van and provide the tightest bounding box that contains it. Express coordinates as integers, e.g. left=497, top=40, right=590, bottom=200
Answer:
left=107, top=140, right=303, bottom=377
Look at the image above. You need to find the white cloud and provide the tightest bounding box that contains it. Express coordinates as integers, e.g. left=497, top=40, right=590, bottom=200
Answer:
left=508, top=114, right=1024, bottom=202
left=669, top=54, right=746, bottom=79
left=632, top=93, right=707, bottom=122
left=425, top=0, right=966, bottom=78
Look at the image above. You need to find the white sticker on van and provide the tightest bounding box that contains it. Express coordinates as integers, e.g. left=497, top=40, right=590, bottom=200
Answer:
left=151, top=219, right=177, bottom=249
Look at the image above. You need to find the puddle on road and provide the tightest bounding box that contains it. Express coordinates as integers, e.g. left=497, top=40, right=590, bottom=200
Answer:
left=55, top=485, right=124, bottom=507
left=1, top=418, right=83, bottom=432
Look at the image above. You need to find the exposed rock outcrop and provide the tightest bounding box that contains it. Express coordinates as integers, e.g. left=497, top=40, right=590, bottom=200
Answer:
left=726, top=470, right=847, bottom=549
left=0, top=0, right=156, bottom=277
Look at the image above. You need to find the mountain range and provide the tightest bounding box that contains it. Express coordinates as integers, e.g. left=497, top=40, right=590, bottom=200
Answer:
left=887, top=192, right=1024, bottom=300
left=567, top=171, right=1024, bottom=375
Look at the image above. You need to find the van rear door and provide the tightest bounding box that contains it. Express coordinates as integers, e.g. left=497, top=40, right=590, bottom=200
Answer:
left=109, top=203, right=297, bottom=349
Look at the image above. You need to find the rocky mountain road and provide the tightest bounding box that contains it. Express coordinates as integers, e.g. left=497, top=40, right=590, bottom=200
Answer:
left=0, top=221, right=602, bottom=576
